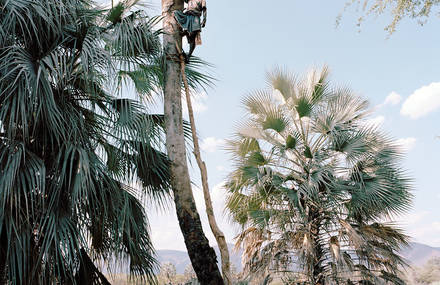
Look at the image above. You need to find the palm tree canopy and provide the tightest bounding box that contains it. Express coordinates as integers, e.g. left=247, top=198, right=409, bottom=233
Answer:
left=225, top=67, right=413, bottom=284
left=0, top=0, right=194, bottom=283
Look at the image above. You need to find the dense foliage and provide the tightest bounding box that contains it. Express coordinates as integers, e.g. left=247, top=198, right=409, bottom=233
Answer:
left=225, top=67, right=413, bottom=284
left=0, top=0, right=174, bottom=283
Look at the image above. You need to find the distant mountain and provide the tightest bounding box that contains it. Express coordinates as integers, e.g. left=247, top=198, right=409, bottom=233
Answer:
left=156, top=249, right=193, bottom=274
left=157, top=244, right=243, bottom=274
left=400, top=242, right=440, bottom=266
left=155, top=241, right=440, bottom=273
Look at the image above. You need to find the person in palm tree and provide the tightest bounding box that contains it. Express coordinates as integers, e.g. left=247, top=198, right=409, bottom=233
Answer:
left=174, top=0, right=207, bottom=63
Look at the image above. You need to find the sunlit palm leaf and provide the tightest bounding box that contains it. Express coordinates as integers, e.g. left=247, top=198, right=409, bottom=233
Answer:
left=225, top=66, right=412, bottom=284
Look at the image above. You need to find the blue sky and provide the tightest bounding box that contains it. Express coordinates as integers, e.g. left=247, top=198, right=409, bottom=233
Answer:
left=107, top=0, right=440, bottom=250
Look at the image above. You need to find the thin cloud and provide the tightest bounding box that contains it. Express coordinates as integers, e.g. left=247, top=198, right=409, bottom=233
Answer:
left=395, top=137, right=417, bottom=152
left=200, top=137, right=225, bottom=153
left=401, top=82, right=440, bottom=119
left=384, top=91, right=403, bottom=105
left=182, top=92, right=208, bottom=116
left=365, top=115, right=385, bottom=127
left=377, top=91, right=402, bottom=109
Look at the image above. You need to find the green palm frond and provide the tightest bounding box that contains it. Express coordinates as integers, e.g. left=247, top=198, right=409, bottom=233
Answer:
left=107, top=2, right=125, bottom=24
left=116, top=54, right=215, bottom=103
left=225, top=66, right=413, bottom=284
left=242, top=89, right=276, bottom=116
left=184, top=56, right=216, bottom=90
left=0, top=0, right=190, bottom=284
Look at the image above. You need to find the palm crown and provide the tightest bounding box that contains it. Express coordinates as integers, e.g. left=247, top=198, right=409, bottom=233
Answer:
left=225, top=67, right=413, bottom=284
left=0, top=0, right=176, bottom=283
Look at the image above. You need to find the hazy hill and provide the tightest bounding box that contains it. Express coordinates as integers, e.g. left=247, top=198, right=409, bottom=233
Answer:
left=156, top=249, right=194, bottom=273
left=157, top=244, right=243, bottom=274
left=401, top=242, right=440, bottom=267
left=155, top=242, right=440, bottom=273
left=104, top=241, right=440, bottom=274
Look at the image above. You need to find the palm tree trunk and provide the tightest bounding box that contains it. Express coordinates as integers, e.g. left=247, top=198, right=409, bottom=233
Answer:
left=310, top=209, right=324, bottom=285
left=74, top=248, right=111, bottom=285
left=161, top=1, right=224, bottom=284
left=178, top=52, right=232, bottom=285
left=0, top=237, right=6, bottom=285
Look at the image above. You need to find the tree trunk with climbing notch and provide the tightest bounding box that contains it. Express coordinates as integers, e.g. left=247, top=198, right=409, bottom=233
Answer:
left=161, top=0, right=224, bottom=284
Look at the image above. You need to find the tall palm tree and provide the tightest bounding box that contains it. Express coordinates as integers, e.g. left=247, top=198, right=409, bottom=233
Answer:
left=161, top=0, right=224, bottom=284
left=225, top=67, right=413, bottom=284
left=0, top=0, right=173, bottom=283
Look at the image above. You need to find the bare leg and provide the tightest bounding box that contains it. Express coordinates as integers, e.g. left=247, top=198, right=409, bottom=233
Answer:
left=179, top=32, right=197, bottom=64
left=180, top=30, right=189, bottom=37
left=186, top=32, right=197, bottom=63
left=178, top=33, right=190, bottom=63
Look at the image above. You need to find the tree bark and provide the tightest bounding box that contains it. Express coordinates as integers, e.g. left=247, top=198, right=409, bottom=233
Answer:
left=309, top=209, right=324, bottom=285
left=161, top=1, right=224, bottom=284
left=74, top=248, right=111, bottom=285
left=178, top=52, right=232, bottom=285
left=0, top=233, right=6, bottom=285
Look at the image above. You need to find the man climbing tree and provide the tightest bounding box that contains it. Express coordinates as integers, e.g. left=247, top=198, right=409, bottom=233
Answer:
left=174, top=0, right=207, bottom=63
left=174, top=1, right=232, bottom=283
left=162, top=0, right=223, bottom=284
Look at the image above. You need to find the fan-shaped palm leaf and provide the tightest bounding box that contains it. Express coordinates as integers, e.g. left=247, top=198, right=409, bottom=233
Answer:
left=0, top=0, right=204, bottom=284
left=225, top=67, right=412, bottom=284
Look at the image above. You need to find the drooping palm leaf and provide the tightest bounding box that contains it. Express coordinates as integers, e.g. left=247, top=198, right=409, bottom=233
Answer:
left=0, top=0, right=190, bottom=284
